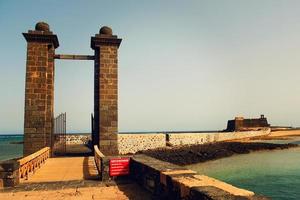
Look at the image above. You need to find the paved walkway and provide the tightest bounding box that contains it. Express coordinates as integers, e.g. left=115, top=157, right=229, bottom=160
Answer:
left=3, top=156, right=151, bottom=199
left=21, top=156, right=99, bottom=183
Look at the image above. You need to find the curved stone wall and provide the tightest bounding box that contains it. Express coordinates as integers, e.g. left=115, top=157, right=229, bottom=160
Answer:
left=66, top=134, right=91, bottom=145
left=54, top=134, right=91, bottom=145
left=118, top=134, right=166, bottom=154
left=117, top=129, right=270, bottom=154
left=167, top=128, right=271, bottom=146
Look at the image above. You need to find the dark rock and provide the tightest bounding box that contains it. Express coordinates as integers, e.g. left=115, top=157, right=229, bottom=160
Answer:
left=139, top=142, right=298, bottom=165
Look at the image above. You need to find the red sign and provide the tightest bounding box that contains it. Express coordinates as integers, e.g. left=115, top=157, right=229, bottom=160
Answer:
left=109, top=158, right=130, bottom=176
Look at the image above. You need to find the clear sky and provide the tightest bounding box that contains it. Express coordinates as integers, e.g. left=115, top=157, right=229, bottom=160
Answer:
left=1, top=0, right=300, bottom=134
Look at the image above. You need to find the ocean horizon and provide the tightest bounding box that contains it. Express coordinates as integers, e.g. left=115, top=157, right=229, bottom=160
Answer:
left=0, top=134, right=23, bottom=161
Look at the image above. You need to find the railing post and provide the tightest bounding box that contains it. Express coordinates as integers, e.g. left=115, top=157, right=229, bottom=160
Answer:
left=18, top=147, right=50, bottom=183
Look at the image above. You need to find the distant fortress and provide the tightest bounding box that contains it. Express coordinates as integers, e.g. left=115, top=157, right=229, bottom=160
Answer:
left=226, top=115, right=270, bottom=132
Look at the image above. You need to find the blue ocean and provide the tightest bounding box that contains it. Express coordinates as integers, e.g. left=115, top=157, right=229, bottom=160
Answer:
left=0, top=134, right=23, bottom=161
left=187, top=137, right=300, bottom=200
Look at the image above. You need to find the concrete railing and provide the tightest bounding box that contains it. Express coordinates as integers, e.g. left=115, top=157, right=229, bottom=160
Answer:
left=18, top=147, right=50, bottom=180
left=0, top=147, right=50, bottom=188
left=94, top=145, right=105, bottom=180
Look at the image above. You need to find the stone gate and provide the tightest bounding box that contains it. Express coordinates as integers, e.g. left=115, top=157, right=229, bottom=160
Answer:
left=23, top=22, right=121, bottom=156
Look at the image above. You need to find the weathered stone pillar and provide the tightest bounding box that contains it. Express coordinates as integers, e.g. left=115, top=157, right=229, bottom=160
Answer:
left=23, top=22, right=59, bottom=156
left=91, top=26, right=121, bottom=155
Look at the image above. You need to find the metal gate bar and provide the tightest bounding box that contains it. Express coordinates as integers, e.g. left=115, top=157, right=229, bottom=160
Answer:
left=53, top=112, right=66, bottom=155
left=54, top=54, right=95, bottom=60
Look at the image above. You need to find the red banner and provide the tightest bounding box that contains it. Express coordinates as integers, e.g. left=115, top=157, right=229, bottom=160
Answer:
left=109, top=158, right=130, bottom=176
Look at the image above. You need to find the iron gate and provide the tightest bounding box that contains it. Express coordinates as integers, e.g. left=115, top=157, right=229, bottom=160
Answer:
left=53, top=112, right=66, bottom=155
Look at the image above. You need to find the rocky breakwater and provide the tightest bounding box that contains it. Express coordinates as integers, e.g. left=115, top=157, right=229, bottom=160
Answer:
left=140, top=141, right=298, bottom=165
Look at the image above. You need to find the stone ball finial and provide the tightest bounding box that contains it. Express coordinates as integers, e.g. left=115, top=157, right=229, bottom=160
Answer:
left=99, top=26, right=113, bottom=35
left=35, top=22, right=50, bottom=31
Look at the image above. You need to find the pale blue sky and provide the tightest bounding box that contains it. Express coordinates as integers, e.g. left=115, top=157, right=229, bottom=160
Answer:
left=1, top=0, right=300, bottom=134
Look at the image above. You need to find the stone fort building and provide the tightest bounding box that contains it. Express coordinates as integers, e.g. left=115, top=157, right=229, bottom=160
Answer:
left=226, top=115, right=270, bottom=132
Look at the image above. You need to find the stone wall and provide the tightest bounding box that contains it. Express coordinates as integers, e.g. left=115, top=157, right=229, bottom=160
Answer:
left=117, top=129, right=270, bottom=154
left=167, top=128, right=270, bottom=146
left=53, top=134, right=91, bottom=145
left=66, top=134, right=91, bottom=145
left=118, top=134, right=166, bottom=154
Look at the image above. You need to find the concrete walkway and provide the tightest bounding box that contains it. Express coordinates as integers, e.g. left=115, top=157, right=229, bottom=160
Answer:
left=3, top=156, right=152, bottom=199
left=21, top=156, right=99, bottom=183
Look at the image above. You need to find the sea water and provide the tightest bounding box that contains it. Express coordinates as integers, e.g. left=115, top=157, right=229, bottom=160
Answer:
left=187, top=138, right=300, bottom=200
left=0, top=135, right=23, bottom=161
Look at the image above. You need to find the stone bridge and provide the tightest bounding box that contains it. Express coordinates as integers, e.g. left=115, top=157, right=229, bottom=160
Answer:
left=0, top=145, right=268, bottom=199
left=0, top=22, right=270, bottom=199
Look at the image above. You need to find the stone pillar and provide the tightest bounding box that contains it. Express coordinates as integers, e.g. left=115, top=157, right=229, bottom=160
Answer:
left=23, top=22, right=59, bottom=156
left=91, top=26, right=121, bottom=155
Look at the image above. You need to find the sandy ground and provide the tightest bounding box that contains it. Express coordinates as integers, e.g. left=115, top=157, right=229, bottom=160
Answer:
left=0, top=184, right=151, bottom=200
left=244, top=129, right=300, bottom=141
left=269, top=129, right=300, bottom=137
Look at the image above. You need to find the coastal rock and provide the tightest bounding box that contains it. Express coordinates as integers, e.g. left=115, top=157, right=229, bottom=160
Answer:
left=140, top=142, right=298, bottom=165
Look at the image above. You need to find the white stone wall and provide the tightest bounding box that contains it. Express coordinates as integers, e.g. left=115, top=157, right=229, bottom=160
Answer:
left=117, top=129, right=270, bottom=154
left=167, top=128, right=271, bottom=146
left=66, top=134, right=91, bottom=145
left=55, top=134, right=92, bottom=144
left=118, top=133, right=166, bottom=154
